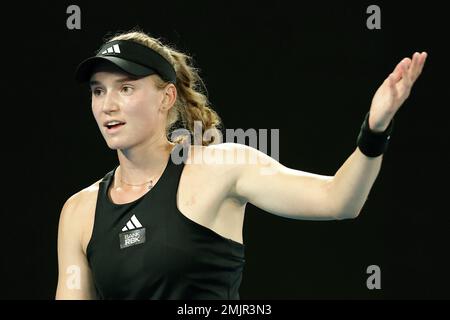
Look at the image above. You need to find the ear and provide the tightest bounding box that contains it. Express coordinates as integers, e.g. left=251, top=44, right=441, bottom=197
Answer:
left=161, top=84, right=177, bottom=111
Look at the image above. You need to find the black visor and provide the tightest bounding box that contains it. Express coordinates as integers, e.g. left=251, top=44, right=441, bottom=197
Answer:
left=75, top=40, right=176, bottom=84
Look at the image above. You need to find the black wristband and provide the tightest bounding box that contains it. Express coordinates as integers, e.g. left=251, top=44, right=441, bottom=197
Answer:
left=356, top=112, right=394, bottom=157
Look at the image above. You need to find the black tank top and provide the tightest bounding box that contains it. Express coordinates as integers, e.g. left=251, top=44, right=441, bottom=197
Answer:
left=86, top=147, right=245, bottom=299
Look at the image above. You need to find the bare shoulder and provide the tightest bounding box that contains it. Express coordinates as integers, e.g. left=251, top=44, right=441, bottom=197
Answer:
left=182, top=142, right=266, bottom=200
left=62, top=179, right=102, bottom=216
left=183, top=142, right=246, bottom=173
left=185, top=142, right=272, bottom=171
left=59, top=178, right=103, bottom=254
left=186, top=142, right=260, bottom=165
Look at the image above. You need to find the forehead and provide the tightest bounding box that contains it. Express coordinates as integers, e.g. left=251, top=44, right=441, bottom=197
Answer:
left=88, top=61, right=159, bottom=88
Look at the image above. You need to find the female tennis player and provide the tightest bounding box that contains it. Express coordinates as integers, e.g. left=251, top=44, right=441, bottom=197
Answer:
left=55, top=30, right=427, bottom=299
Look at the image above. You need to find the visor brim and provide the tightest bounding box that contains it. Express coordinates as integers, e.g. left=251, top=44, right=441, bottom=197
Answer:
left=75, top=56, right=156, bottom=83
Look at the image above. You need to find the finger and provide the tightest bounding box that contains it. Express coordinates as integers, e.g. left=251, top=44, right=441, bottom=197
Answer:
left=413, top=52, right=428, bottom=81
left=408, top=52, right=420, bottom=82
left=391, top=58, right=411, bottom=83
left=388, top=73, right=399, bottom=99
left=397, top=59, right=412, bottom=92
left=402, top=58, right=412, bottom=79
left=410, top=52, right=426, bottom=83
left=399, top=62, right=413, bottom=94
left=391, top=61, right=404, bottom=82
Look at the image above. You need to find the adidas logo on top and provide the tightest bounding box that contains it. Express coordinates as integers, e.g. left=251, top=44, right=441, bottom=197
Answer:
left=119, top=214, right=146, bottom=249
left=101, top=44, right=121, bottom=55
left=122, top=214, right=143, bottom=231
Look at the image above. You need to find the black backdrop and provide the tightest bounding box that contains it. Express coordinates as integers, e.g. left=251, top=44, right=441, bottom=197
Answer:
left=2, top=1, right=448, bottom=300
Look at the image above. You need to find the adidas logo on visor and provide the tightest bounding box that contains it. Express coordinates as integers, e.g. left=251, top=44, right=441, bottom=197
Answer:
left=101, top=44, right=121, bottom=55
left=121, top=214, right=143, bottom=231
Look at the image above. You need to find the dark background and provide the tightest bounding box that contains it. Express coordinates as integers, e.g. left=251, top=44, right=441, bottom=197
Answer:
left=2, top=1, right=448, bottom=299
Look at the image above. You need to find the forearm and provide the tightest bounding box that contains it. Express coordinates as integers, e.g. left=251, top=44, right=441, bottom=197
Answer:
left=330, top=147, right=383, bottom=219
left=320, top=51, right=426, bottom=220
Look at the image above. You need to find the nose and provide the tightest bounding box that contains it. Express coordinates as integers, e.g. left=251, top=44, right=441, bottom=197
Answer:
left=101, top=91, right=120, bottom=114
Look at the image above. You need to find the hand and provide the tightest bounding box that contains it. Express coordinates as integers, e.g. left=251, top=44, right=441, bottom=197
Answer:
left=368, top=52, right=428, bottom=132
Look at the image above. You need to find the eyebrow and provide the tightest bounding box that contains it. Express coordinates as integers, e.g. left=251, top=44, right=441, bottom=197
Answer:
left=89, top=76, right=138, bottom=86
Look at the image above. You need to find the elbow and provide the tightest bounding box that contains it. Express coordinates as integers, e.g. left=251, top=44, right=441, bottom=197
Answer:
left=331, top=197, right=364, bottom=220
left=334, top=208, right=361, bottom=220
left=325, top=179, right=363, bottom=221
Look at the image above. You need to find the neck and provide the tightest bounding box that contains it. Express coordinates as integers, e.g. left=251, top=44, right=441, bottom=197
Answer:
left=115, top=134, right=175, bottom=188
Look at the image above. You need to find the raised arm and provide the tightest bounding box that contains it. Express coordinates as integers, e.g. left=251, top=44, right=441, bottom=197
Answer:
left=232, top=145, right=337, bottom=220
left=233, top=51, right=427, bottom=220
left=55, top=194, right=96, bottom=299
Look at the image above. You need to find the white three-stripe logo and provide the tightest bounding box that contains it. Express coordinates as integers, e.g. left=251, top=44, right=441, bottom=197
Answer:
left=101, top=44, right=121, bottom=55
left=122, top=214, right=143, bottom=231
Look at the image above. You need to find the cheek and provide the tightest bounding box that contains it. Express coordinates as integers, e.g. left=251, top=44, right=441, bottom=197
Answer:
left=128, top=97, right=158, bottom=121
left=133, top=108, right=158, bottom=131
left=91, top=103, right=102, bottom=124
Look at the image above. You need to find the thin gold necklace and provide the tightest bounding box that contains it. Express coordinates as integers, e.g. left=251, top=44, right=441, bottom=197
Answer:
left=118, top=167, right=155, bottom=190
left=120, top=178, right=154, bottom=190
left=116, top=146, right=173, bottom=190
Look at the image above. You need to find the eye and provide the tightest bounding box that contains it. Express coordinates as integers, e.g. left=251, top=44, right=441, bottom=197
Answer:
left=121, top=86, right=134, bottom=95
left=91, top=88, right=104, bottom=96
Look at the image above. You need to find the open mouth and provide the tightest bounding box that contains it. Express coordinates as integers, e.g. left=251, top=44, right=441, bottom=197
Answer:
left=106, top=123, right=125, bottom=129
left=104, top=121, right=126, bottom=131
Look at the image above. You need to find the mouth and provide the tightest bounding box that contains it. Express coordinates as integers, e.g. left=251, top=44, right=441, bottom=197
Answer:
left=106, top=123, right=125, bottom=129
left=104, top=121, right=126, bottom=132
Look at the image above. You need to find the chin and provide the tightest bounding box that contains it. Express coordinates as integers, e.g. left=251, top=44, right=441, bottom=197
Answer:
left=106, top=144, right=121, bottom=150
left=105, top=138, right=130, bottom=151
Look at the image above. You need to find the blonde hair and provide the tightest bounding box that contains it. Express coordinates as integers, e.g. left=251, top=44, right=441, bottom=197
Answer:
left=107, top=29, right=222, bottom=146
